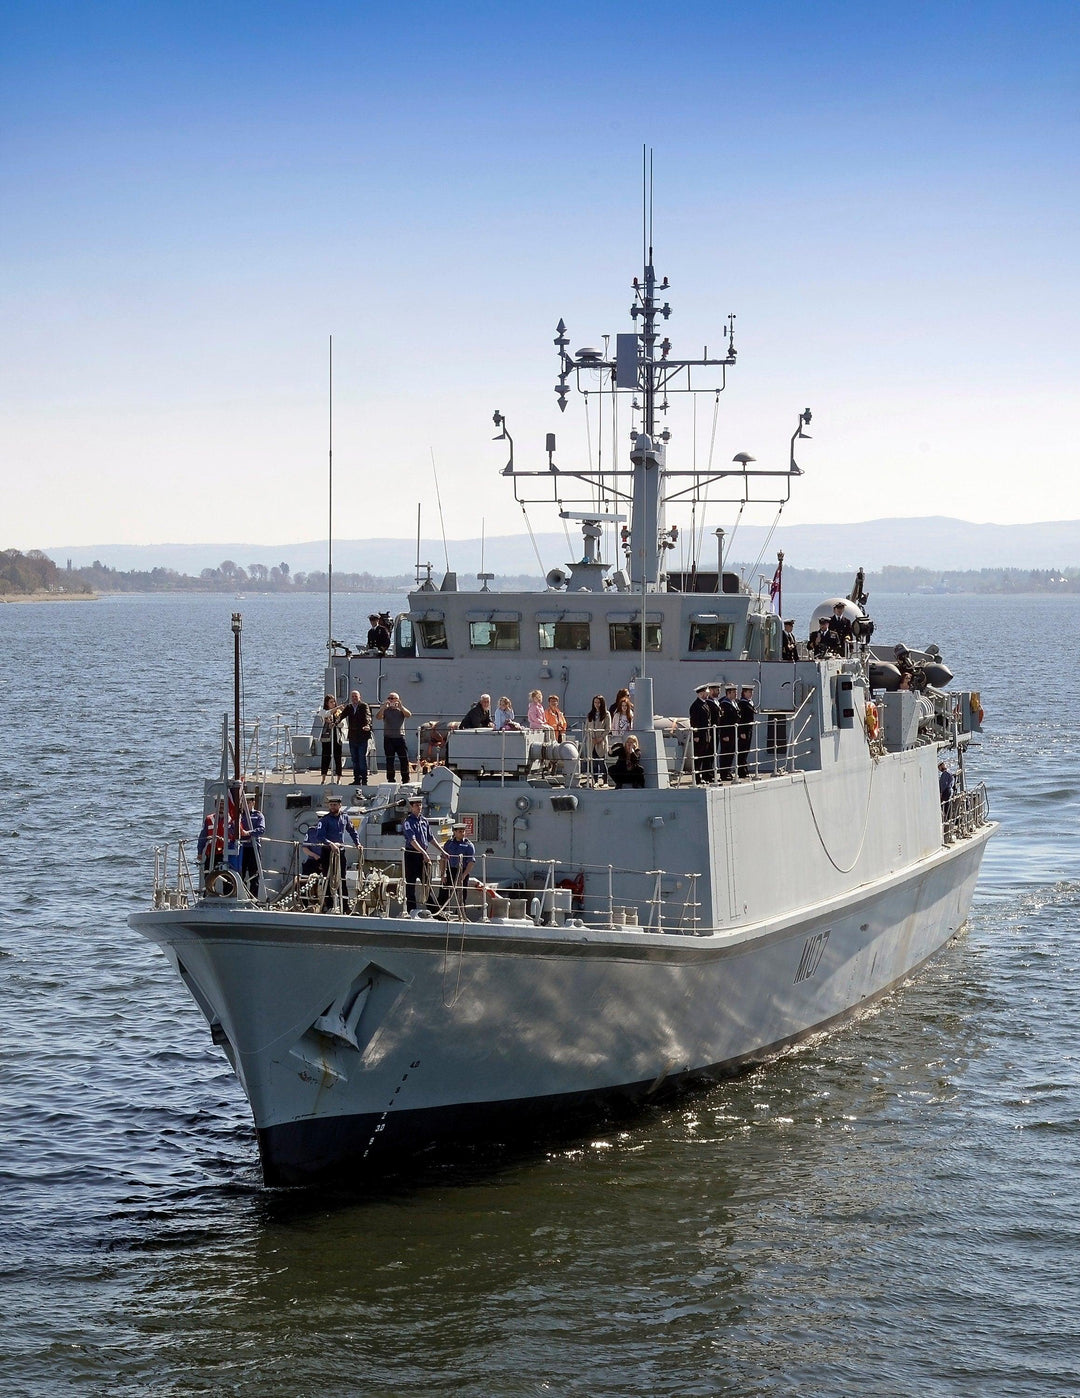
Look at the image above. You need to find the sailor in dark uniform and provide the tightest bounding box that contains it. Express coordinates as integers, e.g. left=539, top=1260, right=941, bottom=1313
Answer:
left=781, top=619, right=798, bottom=662
left=828, top=602, right=854, bottom=655
left=689, top=683, right=715, bottom=783
left=366, top=613, right=392, bottom=653
left=809, top=616, right=834, bottom=657
left=736, top=684, right=756, bottom=779
left=717, top=682, right=740, bottom=782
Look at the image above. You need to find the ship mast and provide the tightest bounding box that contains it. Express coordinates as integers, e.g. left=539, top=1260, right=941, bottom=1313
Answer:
left=546, top=177, right=741, bottom=592
left=502, top=162, right=805, bottom=595
left=628, top=228, right=667, bottom=593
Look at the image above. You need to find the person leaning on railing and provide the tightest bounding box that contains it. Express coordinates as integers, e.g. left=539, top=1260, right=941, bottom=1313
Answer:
left=459, top=693, right=494, bottom=728
left=527, top=689, right=547, bottom=731
left=544, top=694, right=567, bottom=741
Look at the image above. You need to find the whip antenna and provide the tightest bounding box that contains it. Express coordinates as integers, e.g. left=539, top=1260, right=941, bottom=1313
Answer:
left=327, top=334, right=333, bottom=658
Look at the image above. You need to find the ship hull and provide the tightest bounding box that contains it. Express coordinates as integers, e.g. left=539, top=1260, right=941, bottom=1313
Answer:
left=132, top=824, right=993, bottom=1186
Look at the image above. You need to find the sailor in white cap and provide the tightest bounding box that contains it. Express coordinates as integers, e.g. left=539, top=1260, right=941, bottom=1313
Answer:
left=437, top=819, right=476, bottom=914
left=737, top=684, right=756, bottom=779
left=689, top=683, right=716, bottom=783
left=402, top=796, right=446, bottom=914
left=717, top=683, right=740, bottom=781
left=301, top=794, right=360, bottom=912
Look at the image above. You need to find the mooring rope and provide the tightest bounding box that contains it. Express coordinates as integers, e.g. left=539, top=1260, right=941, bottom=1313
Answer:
left=800, top=751, right=877, bottom=874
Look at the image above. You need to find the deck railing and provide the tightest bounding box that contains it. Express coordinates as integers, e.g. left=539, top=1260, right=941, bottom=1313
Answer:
left=148, top=839, right=708, bottom=934
left=149, top=770, right=991, bottom=927
left=943, top=781, right=990, bottom=843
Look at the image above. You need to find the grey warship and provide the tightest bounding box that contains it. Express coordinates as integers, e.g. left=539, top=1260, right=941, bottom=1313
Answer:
left=131, top=226, right=995, bottom=1186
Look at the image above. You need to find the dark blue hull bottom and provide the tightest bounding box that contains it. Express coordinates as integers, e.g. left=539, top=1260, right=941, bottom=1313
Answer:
left=257, top=1071, right=707, bottom=1187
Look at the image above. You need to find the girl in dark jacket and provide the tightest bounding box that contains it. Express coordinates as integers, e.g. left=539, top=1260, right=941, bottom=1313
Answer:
left=610, top=733, right=646, bottom=789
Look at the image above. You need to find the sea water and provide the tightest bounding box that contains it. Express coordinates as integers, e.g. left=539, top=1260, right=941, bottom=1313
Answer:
left=1, top=590, right=1077, bottom=1397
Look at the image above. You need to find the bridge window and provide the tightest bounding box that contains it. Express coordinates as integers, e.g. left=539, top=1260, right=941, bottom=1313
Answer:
left=395, top=616, right=415, bottom=657
left=417, top=619, right=448, bottom=649
left=609, top=623, right=662, bottom=652
left=688, top=620, right=734, bottom=652
left=469, top=620, right=520, bottom=651
left=539, top=621, right=591, bottom=651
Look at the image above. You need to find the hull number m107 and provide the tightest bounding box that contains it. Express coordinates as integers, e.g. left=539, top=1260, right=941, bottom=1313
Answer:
left=794, top=930, right=830, bottom=985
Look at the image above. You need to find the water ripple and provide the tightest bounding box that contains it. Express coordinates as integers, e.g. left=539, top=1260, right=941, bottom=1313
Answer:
left=1, top=592, right=1077, bottom=1396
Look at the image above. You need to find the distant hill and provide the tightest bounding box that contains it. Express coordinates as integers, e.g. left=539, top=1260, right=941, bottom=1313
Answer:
left=13, top=545, right=1077, bottom=599
left=43, top=516, right=1080, bottom=577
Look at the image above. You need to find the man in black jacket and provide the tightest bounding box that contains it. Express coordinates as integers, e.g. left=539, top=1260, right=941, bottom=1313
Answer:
left=341, top=689, right=372, bottom=785
left=459, top=694, right=494, bottom=729
left=828, top=602, right=853, bottom=654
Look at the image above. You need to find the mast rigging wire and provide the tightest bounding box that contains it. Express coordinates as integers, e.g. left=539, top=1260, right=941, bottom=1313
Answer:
left=583, top=392, right=595, bottom=509
left=430, top=448, right=451, bottom=573
left=520, top=503, right=547, bottom=579
left=746, top=503, right=786, bottom=581
left=724, top=500, right=746, bottom=564
left=694, top=390, right=723, bottom=563
left=560, top=511, right=575, bottom=561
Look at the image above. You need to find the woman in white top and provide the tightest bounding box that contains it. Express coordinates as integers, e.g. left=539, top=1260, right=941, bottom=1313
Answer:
left=316, top=693, right=344, bottom=780
left=494, top=696, right=521, bottom=731
left=610, top=688, right=634, bottom=740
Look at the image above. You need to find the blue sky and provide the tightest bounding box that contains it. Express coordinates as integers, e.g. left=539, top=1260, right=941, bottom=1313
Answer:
left=3, top=1, right=1077, bottom=554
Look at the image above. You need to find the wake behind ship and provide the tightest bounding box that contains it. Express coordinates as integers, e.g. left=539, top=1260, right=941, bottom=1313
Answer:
left=131, top=222, right=994, bottom=1186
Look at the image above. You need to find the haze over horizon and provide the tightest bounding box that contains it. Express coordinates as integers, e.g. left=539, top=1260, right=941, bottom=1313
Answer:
left=4, top=2, right=1076, bottom=551
left=43, top=515, right=1080, bottom=577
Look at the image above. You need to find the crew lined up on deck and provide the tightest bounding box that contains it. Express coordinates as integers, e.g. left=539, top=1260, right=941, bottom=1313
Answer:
left=689, top=680, right=755, bottom=784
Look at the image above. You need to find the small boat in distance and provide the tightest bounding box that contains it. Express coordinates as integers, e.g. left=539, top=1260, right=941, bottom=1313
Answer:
left=131, top=215, right=994, bottom=1186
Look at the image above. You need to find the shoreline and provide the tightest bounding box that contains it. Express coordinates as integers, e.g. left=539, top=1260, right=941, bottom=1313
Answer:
left=0, top=591, right=98, bottom=604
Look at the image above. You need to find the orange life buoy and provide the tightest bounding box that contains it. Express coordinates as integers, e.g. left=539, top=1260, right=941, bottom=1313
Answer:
left=865, top=701, right=879, bottom=740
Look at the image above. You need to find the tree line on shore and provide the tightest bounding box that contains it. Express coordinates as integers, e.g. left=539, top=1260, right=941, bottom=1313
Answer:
left=3, top=548, right=1080, bottom=598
